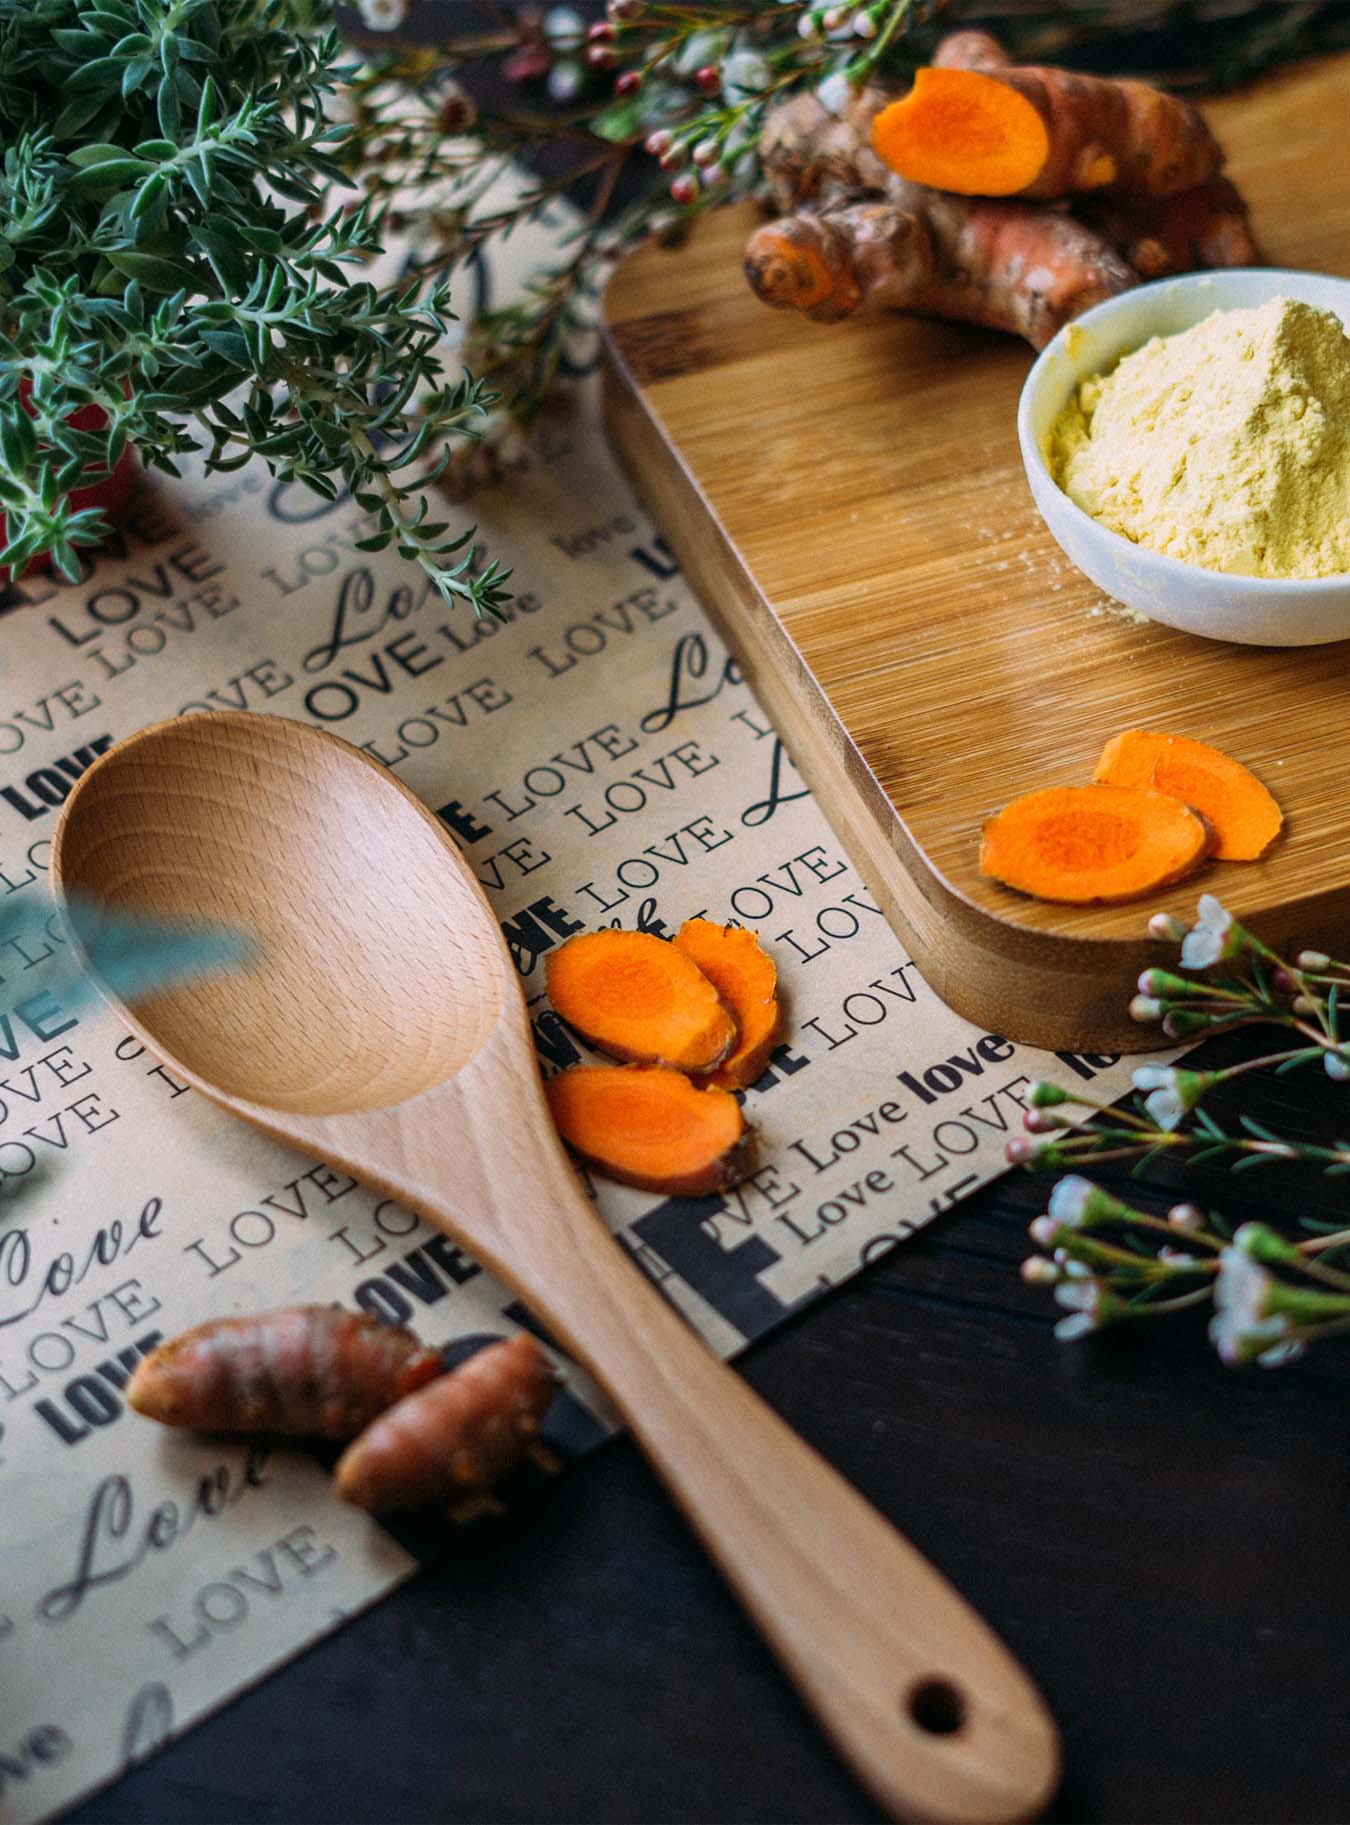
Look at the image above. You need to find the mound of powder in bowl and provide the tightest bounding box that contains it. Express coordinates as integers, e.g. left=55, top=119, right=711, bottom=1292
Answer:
left=1047, top=296, right=1350, bottom=579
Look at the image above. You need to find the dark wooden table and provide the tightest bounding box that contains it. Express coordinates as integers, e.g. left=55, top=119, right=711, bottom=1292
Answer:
left=69, top=12, right=1350, bottom=1822
left=69, top=1021, right=1350, bottom=1825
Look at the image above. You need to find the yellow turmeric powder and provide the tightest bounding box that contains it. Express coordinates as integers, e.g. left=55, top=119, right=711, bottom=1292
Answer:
left=1049, top=296, right=1350, bottom=578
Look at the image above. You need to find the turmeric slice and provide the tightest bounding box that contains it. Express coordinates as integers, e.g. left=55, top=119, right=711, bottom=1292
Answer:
left=127, top=1306, right=445, bottom=1438
left=674, top=919, right=781, bottom=1090
left=546, top=1065, right=752, bottom=1195
left=545, top=929, right=736, bottom=1071
left=873, top=68, right=1051, bottom=200
left=981, top=783, right=1211, bottom=904
left=335, top=1334, right=560, bottom=1516
left=872, top=56, right=1223, bottom=202
left=1093, top=731, right=1282, bottom=862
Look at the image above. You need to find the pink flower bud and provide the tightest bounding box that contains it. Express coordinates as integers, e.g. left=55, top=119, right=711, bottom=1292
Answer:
left=615, top=69, right=643, bottom=94
left=587, top=43, right=618, bottom=68
left=669, top=173, right=699, bottom=206
left=644, top=129, right=673, bottom=156
left=692, top=137, right=720, bottom=167
left=588, top=20, right=615, bottom=41
left=695, top=64, right=721, bottom=94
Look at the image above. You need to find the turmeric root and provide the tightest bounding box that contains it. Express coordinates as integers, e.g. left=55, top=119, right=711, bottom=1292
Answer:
left=874, top=33, right=1224, bottom=201
left=745, top=189, right=1135, bottom=348
left=127, top=1306, right=445, bottom=1438
left=981, top=783, right=1212, bottom=904
left=335, top=1334, right=560, bottom=1516
left=1093, top=731, right=1282, bottom=862
left=1084, top=176, right=1261, bottom=280
left=546, top=1064, right=752, bottom=1195
left=674, top=920, right=781, bottom=1090
left=545, top=928, right=736, bottom=1071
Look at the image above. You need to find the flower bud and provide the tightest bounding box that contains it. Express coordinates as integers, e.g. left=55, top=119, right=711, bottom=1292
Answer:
left=1129, top=994, right=1164, bottom=1023
left=692, top=137, right=721, bottom=167
left=608, top=0, right=643, bottom=18
left=587, top=20, right=615, bottom=41
left=1167, top=1202, right=1206, bottom=1232
left=1026, top=1080, right=1070, bottom=1109
left=853, top=9, right=879, bottom=37
left=1325, top=1050, right=1350, bottom=1080
left=614, top=69, right=643, bottom=94
left=669, top=173, right=699, bottom=205
left=1137, top=968, right=1189, bottom=999
left=1028, top=1215, right=1061, bottom=1248
left=659, top=145, right=687, bottom=171
left=1296, top=949, right=1331, bottom=970
left=587, top=43, right=618, bottom=69
left=1148, top=911, right=1189, bottom=943
left=1162, top=1009, right=1219, bottom=1038
left=644, top=129, right=673, bottom=156
left=1020, top=1255, right=1060, bottom=1285
left=547, top=60, right=583, bottom=102
left=543, top=6, right=585, bottom=47
left=694, top=64, right=721, bottom=94
left=1022, top=1109, right=1067, bottom=1134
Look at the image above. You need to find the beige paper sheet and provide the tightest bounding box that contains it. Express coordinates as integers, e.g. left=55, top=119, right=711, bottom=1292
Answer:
left=0, top=236, right=1148, bottom=1825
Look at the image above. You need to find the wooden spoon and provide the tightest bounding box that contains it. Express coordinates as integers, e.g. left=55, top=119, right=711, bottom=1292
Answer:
left=52, top=711, right=1059, bottom=1825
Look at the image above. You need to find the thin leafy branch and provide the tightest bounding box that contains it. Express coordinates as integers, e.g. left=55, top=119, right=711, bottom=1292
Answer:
left=0, top=0, right=509, bottom=617
left=1013, top=894, right=1350, bottom=1367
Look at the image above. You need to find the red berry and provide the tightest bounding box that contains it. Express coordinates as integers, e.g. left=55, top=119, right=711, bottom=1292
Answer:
left=694, top=64, right=721, bottom=94
left=670, top=173, right=698, bottom=205
left=614, top=69, right=642, bottom=94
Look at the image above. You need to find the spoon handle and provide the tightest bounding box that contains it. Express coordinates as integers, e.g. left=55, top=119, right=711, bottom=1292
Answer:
left=499, top=1180, right=1059, bottom=1825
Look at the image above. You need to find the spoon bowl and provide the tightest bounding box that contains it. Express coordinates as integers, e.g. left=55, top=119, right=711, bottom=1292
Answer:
left=53, top=712, right=503, bottom=1114
left=54, top=711, right=1059, bottom=1825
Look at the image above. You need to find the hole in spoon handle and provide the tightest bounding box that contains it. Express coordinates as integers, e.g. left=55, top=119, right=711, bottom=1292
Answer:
left=906, top=1676, right=967, bottom=1737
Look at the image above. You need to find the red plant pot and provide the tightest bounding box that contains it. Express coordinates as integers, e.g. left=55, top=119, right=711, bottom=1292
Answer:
left=1, top=388, right=137, bottom=583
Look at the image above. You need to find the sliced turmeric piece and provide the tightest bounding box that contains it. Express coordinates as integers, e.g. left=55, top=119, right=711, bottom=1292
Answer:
left=546, top=1065, right=752, bottom=1196
left=981, top=783, right=1211, bottom=904
left=873, top=68, right=1052, bottom=198
left=872, top=59, right=1223, bottom=202
left=545, top=929, right=736, bottom=1071
left=1093, top=730, right=1282, bottom=862
left=674, top=919, right=781, bottom=1090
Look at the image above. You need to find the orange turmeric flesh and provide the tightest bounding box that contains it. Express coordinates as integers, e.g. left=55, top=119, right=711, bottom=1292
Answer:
left=981, top=783, right=1211, bottom=904
left=545, top=930, right=736, bottom=1072
left=674, top=919, right=781, bottom=1090
left=1093, top=731, right=1282, bottom=862
left=872, top=68, right=1051, bottom=198
left=546, top=1065, right=751, bottom=1196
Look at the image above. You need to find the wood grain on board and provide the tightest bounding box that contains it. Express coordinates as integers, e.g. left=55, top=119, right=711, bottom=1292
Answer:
left=601, top=56, right=1350, bottom=1050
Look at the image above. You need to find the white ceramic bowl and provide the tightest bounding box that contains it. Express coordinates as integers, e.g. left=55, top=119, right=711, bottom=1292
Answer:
left=1017, top=268, right=1350, bottom=646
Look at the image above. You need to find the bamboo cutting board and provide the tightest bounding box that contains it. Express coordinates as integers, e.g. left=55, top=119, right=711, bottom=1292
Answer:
left=601, top=55, right=1350, bottom=1051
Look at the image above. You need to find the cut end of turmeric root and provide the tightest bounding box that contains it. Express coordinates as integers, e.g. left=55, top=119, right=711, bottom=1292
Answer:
left=981, top=782, right=1211, bottom=904
left=743, top=221, right=860, bottom=320
left=674, top=919, right=781, bottom=1090
left=872, top=67, right=1051, bottom=198
left=1093, top=730, right=1282, bottom=862
left=545, top=929, right=736, bottom=1072
left=546, top=1065, right=753, bottom=1196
